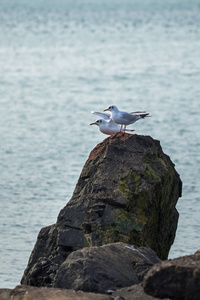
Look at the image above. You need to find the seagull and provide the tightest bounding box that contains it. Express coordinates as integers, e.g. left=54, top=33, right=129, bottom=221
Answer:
left=104, top=105, right=150, bottom=132
left=90, top=111, right=134, bottom=135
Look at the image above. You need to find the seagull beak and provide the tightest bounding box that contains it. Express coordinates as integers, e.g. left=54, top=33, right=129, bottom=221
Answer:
left=104, top=108, right=109, bottom=111
left=90, top=122, right=96, bottom=125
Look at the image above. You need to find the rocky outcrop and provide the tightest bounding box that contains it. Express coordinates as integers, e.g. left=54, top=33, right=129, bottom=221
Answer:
left=21, top=133, right=182, bottom=288
left=142, top=251, right=200, bottom=300
left=53, top=242, right=160, bottom=293
left=3, top=250, right=200, bottom=300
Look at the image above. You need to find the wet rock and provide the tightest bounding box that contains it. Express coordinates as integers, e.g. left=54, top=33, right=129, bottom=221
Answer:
left=53, top=242, right=160, bottom=293
left=21, top=133, right=182, bottom=287
left=142, top=251, right=200, bottom=300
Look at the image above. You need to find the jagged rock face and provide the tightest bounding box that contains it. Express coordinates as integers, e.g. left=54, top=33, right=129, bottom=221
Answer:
left=21, top=133, right=182, bottom=287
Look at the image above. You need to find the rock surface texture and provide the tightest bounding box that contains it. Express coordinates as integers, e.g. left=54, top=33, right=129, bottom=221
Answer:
left=142, top=251, right=200, bottom=300
left=21, top=133, right=182, bottom=289
left=53, top=242, right=160, bottom=293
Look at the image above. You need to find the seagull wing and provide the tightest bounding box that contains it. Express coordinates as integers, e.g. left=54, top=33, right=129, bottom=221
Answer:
left=91, top=111, right=111, bottom=120
left=130, top=111, right=146, bottom=114
left=120, top=111, right=138, bottom=122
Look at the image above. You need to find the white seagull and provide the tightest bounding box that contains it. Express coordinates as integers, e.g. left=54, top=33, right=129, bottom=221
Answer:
left=90, top=111, right=134, bottom=135
left=104, top=105, right=150, bottom=132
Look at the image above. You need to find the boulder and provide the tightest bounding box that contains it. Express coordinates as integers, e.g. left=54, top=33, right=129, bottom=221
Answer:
left=53, top=242, right=160, bottom=293
left=21, top=133, right=182, bottom=287
left=142, top=251, right=200, bottom=300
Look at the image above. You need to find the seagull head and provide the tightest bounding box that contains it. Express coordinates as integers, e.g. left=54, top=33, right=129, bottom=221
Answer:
left=90, top=119, right=105, bottom=127
left=104, top=105, right=118, bottom=112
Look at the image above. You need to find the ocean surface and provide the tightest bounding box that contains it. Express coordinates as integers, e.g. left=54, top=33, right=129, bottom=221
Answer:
left=0, top=0, right=200, bottom=288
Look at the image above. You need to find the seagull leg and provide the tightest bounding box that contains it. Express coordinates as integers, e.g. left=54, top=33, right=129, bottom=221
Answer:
left=120, top=124, right=123, bottom=132
left=123, top=125, right=126, bottom=133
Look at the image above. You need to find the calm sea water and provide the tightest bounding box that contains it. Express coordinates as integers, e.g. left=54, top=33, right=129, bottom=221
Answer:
left=0, top=0, right=200, bottom=288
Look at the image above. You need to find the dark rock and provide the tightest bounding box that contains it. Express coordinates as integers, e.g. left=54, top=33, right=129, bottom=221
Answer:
left=53, top=242, right=160, bottom=293
left=21, top=133, right=182, bottom=287
left=21, top=225, right=63, bottom=287
left=142, top=252, right=200, bottom=300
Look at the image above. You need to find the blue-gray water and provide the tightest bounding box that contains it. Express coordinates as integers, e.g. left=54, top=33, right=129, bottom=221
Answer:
left=0, top=0, right=200, bottom=288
